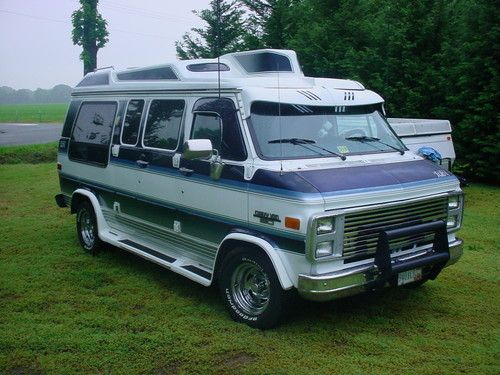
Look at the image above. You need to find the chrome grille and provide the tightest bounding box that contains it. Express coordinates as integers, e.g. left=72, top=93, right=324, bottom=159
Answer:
left=343, top=197, right=448, bottom=261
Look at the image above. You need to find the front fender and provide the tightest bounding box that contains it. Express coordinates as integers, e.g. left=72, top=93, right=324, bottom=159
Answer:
left=216, top=232, right=294, bottom=290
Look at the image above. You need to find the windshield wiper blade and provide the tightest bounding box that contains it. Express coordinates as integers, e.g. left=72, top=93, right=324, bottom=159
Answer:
left=345, top=136, right=405, bottom=155
left=268, top=138, right=346, bottom=160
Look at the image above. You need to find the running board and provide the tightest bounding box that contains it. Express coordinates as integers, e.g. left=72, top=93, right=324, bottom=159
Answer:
left=119, top=239, right=176, bottom=263
left=98, top=230, right=213, bottom=286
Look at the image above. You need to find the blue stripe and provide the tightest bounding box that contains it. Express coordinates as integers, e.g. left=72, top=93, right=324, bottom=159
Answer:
left=109, top=158, right=458, bottom=200
left=60, top=172, right=307, bottom=242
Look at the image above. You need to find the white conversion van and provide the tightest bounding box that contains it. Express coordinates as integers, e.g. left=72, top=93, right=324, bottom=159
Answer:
left=55, top=49, right=464, bottom=328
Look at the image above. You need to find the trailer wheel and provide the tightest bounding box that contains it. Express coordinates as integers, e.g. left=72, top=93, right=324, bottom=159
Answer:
left=76, top=200, right=102, bottom=255
left=219, top=248, right=287, bottom=329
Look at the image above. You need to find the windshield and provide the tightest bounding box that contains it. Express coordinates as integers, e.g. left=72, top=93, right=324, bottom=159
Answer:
left=248, top=102, right=407, bottom=160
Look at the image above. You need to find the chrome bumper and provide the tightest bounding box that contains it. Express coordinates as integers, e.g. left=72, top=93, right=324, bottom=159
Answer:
left=298, top=238, right=463, bottom=302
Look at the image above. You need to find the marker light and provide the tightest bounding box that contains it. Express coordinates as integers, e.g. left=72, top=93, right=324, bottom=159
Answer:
left=285, top=217, right=301, bottom=230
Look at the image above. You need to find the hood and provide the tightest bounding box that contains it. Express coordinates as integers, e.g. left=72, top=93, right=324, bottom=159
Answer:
left=294, top=159, right=456, bottom=197
left=249, top=159, right=458, bottom=202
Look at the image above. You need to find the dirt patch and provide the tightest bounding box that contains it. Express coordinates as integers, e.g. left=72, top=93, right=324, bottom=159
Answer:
left=217, top=352, right=255, bottom=371
left=151, top=361, right=181, bottom=375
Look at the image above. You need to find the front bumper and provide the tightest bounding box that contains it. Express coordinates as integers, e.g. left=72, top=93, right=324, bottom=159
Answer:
left=298, top=238, right=463, bottom=302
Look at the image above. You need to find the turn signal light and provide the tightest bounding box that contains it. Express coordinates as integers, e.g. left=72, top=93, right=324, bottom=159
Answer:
left=285, top=217, right=300, bottom=230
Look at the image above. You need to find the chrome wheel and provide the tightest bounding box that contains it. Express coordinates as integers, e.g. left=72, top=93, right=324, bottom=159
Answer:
left=230, top=262, right=271, bottom=316
left=78, top=208, right=95, bottom=248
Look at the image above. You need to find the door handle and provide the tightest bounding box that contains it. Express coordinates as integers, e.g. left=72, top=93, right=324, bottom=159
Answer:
left=179, top=167, right=193, bottom=176
left=136, top=159, right=149, bottom=168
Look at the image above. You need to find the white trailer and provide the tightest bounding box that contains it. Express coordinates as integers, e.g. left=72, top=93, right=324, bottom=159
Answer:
left=388, top=118, right=456, bottom=171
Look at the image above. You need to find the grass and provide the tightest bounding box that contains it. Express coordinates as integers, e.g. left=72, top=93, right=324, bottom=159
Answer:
left=0, top=103, right=68, bottom=123
left=0, top=143, right=57, bottom=164
left=0, top=163, right=498, bottom=374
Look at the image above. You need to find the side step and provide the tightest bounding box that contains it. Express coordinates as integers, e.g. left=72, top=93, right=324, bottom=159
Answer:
left=96, top=232, right=213, bottom=286
left=119, top=239, right=176, bottom=263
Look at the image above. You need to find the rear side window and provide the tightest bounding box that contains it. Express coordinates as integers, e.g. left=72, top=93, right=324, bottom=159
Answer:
left=121, top=100, right=144, bottom=146
left=143, top=100, right=184, bottom=150
left=61, top=100, right=82, bottom=137
left=69, top=102, right=117, bottom=165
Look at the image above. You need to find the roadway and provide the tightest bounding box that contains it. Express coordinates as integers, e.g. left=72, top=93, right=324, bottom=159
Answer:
left=0, top=123, right=62, bottom=146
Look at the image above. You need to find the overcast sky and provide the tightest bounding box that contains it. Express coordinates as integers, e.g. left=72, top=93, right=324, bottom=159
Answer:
left=0, top=0, right=211, bottom=89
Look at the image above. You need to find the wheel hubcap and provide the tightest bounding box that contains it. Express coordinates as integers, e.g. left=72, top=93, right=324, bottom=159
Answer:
left=230, top=262, right=270, bottom=316
left=78, top=209, right=95, bottom=248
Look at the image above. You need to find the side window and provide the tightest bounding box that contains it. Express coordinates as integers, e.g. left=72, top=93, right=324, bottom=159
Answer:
left=121, top=99, right=144, bottom=146
left=191, top=113, right=222, bottom=152
left=143, top=99, right=184, bottom=150
left=69, top=102, right=117, bottom=165
left=61, top=100, right=82, bottom=138
left=190, top=98, right=247, bottom=161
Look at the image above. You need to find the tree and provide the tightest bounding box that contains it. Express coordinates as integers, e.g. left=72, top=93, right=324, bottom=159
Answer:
left=71, top=0, right=109, bottom=75
left=238, top=0, right=295, bottom=49
left=175, top=0, right=248, bottom=60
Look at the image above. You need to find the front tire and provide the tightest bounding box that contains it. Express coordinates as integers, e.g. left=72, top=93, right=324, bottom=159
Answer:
left=76, top=200, right=102, bottom=255
left=219, top=248, right=287, bottom=329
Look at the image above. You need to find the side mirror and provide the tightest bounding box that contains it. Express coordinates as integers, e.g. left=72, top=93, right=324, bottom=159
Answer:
left=182, top=139, right=213, bottom=160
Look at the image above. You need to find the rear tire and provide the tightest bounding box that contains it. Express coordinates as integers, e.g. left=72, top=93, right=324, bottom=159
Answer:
left=219, top=248, right=287, bottom=329
left=76, top=200, right=102, bottom=255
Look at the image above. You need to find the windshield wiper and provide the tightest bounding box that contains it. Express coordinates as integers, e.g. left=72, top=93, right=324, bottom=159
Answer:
left=268, top=138, right=346, bottom=160
left=345, top=136, right=405, bottom=155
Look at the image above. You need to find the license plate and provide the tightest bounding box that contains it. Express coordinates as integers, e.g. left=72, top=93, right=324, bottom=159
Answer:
left=397, top=268, right=423, bottom=286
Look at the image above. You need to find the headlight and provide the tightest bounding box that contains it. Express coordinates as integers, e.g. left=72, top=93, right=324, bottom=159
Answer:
left=447, top=215, right=459, bottom=229
left=448, top=195, right=459, bottom=209
left=317, top=217, right=334, bottom=234
left=316, top=241, right=333, bottom=258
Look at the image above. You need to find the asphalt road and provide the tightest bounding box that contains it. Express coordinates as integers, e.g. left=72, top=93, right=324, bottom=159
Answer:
left=0, top=123, right=62, bottom=146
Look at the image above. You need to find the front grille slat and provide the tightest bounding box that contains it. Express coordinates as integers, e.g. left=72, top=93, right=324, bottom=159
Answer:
left=342, top=197, right=447, bottom=261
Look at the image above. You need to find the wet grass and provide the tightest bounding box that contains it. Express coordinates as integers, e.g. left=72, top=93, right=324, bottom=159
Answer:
left=0, top=163, right=498, bottom=374
left=0, top=143, right=57, bottom=164
left=0, top=104, right=68, bottom=123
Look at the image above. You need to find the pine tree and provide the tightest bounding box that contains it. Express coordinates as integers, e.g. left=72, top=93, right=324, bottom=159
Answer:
left=175, top=0, right=248, bottom=59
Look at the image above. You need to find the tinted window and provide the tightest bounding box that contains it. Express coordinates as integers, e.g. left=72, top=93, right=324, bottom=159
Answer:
left=143, top=100, right=184, bottom=150
left=76, top=73, right=109, bottom=87
left=191, top=98, right=247, bottom=161
left=69, top=102, right=117, bottom=165
left=116, top=67, right=177, bottom=81
left=187, top=63, right=230, bottom=72
left=235, top=52, right=292, bottom=73
left=121, top=100, right=144, bottom=145
left=192, top=114, right=222, bottom=151
left=61, top=100, right=82, bottom=137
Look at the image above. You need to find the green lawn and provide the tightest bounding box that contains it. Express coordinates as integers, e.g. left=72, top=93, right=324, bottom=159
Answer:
left=0, top=163, right=498, bottom=374
left=0, top=143, right=57, bottom=164
left=0, top=103, right=68, bottom=123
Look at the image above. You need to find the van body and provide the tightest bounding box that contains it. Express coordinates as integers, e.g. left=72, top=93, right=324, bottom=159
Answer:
left=56, top=50, right=464, bottom=328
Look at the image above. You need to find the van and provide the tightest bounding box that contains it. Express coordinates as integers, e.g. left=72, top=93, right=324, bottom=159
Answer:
left=55, top=49, right=464, bottom=328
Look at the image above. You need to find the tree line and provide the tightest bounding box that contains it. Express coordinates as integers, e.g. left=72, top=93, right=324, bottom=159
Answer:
left=0, top=85, right=72, bottom=105
left=176, top=0, right=499, bottom=182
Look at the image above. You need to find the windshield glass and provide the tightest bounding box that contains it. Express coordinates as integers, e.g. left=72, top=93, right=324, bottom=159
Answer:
left=248, top=102, right=406, bottom=160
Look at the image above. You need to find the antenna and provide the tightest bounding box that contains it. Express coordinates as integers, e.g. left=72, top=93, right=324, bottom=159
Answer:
left=216, top=0, right=221, bottom=98
left=277, top=62, right=283, bottom=175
